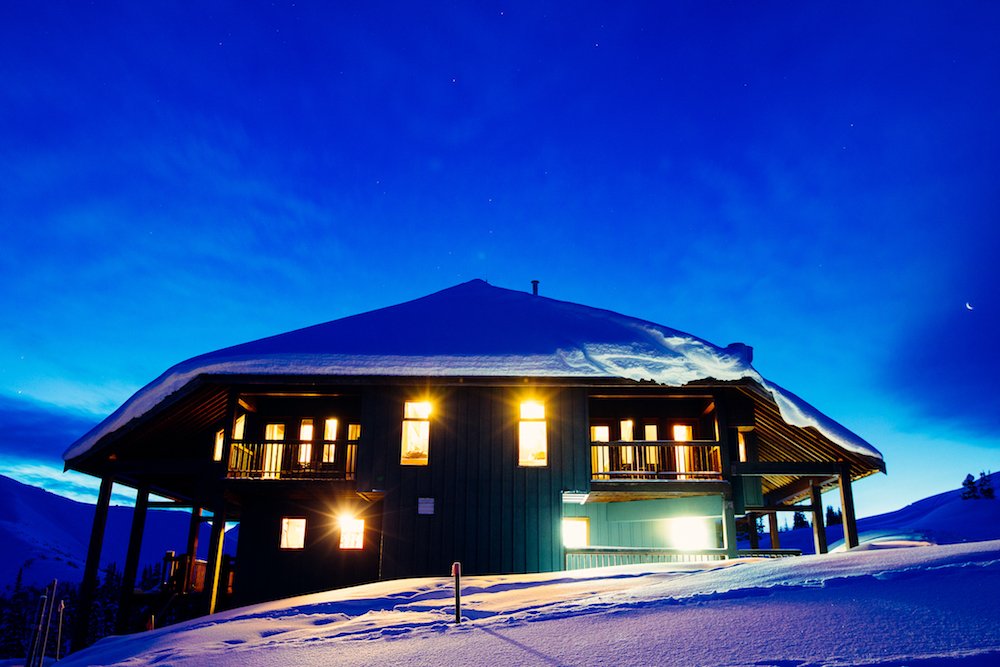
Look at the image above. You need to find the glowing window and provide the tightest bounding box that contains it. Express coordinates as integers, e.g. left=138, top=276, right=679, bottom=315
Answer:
left=348, top=423, right=361, bottom=441
left=213, top=428, right=225, bottom=462
left=401, top=401, right=431, bottom=465
left=737, top=431, right=748, bottom=463
left=263, top=423, right=285, bottom=479
left=232, top=414, right=246, bottom=441
left=663, top=516, right=715, bottom=550
left=324, top=418, right=338, bottom=441
left=590, top=425, right=610, bottom=442
left=323, top=418, right=338, bottom=463
left=339, top=516, right=365, bottom=550
left=298, top=419, right=314, bottom=464
left=644, top=424, right=658, bottom=441
left=620, top=420, right=634, bottom=441
left=672, top=424, right=693, bottom=480
left=562, top=517, right=589, bottom=548
left=280, top=517, right=306, bottom=550
left=519, top=400, right=547, bottom=467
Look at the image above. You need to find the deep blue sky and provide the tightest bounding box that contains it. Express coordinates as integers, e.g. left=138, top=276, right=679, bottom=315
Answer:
left=1, top=2, right=997, bottom=515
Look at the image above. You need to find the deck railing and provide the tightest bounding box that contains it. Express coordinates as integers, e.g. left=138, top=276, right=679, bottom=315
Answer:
left=227, top=440, right=357, bottom=480
left=590, top=440, right=722, bottom=481
left=565, top=546, right=728, bottom=569
left=564, top=546, right=801, bottom=569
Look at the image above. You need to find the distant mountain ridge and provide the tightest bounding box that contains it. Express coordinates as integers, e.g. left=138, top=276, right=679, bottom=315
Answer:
left=0, top=475, right=226, bottom=588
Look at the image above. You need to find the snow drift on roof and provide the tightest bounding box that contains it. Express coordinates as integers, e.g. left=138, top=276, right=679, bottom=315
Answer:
left=63, top=280, right=882, bottom=462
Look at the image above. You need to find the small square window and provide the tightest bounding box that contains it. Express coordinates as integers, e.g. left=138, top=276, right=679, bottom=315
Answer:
left=562, top=517, right=589, bottom=548
left=339, top=517, right=365, bottom=550
left=417, top=497, right=435, bottom=515
left=280, top=517, right=306, bottom=550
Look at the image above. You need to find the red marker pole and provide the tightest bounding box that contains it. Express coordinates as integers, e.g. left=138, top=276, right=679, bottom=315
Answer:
left=451, top=561, right=462, bottom=624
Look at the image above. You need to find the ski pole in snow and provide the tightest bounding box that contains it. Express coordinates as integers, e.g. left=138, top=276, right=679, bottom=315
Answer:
left=40, top=578, right=57, bottom=666
left=26, top=594, right=46, bottom=667
left=451, top=561, right=462, bottom=624
left=56, top=599, right=65, bottom=661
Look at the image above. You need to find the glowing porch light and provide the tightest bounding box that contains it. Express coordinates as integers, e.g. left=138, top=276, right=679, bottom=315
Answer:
left=338, top=514, right=365, bottom=550
left=404, top=401, right=432, bottom=419
left=664, top=516, right=715, bottom=550
left=520, top=400, right=544, bottom=420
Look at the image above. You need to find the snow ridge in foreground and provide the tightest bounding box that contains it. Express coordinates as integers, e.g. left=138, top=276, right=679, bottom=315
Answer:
left=60, top=541, right=1000, bottom=667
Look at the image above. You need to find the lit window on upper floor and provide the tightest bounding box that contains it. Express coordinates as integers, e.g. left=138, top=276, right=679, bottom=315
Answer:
left=298, top=419, right=314, bottom=464
left=213, top=428, right=225, bottom=462
left=519, top=400, right=547, bottom=467
left=590, top=425, right=610, bottom=442
left=232, top=414, right=246, bottom=441
left=401, top=401, right=431, bottom=466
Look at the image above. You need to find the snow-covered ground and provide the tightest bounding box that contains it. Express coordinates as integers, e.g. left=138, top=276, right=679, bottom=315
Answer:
left=45, top=473, right=1000, bottom=666
left=59, top=539, right=1000, bottom=667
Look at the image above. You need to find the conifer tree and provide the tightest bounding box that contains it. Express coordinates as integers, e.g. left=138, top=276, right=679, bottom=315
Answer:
left=961, top=474, right=979, bottom=500
left=792, top=511, right=809, bottom=529
left=978, top=471, right=995, bottom=500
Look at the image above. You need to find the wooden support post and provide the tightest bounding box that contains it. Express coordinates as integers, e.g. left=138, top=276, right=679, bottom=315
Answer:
left=721, top=496, right=738, bottom=558
left=839, top=462, right=860, bottom=549
left=117, top=486, right=149, bottom=634
left=204, top=508, right=227, bottom=615
left=809, top=484, right=827, bottom=555
left=183, top=506, right=202, bottom=592
left=746, top=512, right=759, bottom=549
left=73, top=476, right=113, bottom=650
left=767, top=512, right=781, bottom=549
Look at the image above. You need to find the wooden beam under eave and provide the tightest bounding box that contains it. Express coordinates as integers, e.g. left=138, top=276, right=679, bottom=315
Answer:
left=733, top=461, right=844, bottom=477
left=117, top=486, right=150, bottom=634
left=839, top=462, right=860, bottom=549
left=204, top=508, right=228, bottom=615
left=764, top=475, right=839, bottom=507
left=73, top=476, right=113, bottom=651
left=809, top=483, right=828, bottom=555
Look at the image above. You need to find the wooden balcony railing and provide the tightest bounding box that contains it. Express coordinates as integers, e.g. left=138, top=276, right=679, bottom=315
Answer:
left=227, top=440, right=357, bottom=480
left=591, top=440, right=722, bottom=481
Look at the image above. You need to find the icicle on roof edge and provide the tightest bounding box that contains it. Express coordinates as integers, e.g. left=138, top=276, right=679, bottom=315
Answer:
left=63, top=280, right=883, bottom=463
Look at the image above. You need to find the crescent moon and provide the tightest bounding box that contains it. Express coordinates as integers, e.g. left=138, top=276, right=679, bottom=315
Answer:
left=966, top=302, right=974, bottom=311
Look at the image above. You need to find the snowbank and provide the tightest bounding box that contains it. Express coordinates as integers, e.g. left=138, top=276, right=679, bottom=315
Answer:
left=59, top=540, right=1000, bottom=666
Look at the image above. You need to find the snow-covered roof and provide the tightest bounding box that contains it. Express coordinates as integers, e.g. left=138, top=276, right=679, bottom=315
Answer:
left=64, top=280, right=882, bottom=462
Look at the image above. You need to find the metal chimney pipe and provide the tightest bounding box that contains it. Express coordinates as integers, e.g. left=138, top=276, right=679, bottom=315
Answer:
left=531, top=280, right=539, bottom=296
